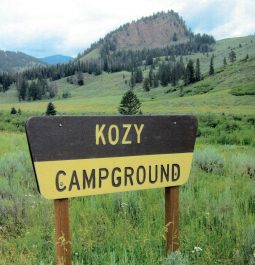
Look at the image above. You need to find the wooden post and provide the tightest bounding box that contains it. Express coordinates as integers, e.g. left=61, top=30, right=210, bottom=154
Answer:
left=54, top=199, right=71, bottom=265
left=165, top=186, right=179, bottom=253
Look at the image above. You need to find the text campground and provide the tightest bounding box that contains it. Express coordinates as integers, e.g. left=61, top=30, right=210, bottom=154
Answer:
left=55, top=163, right=180, bottom=192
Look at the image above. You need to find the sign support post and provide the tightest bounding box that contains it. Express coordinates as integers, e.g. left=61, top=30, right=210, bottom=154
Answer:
left=165, top=186, right=179, bottom=253
left=54, top=198, right=71, bottom=265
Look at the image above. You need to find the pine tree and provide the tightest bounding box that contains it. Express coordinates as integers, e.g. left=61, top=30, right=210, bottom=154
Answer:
left=19, top=79, right=28, bottom=101
left=184, top=60, right=195, bottom=85
left=77, top=72, right=84, bottom=86
left=229, top=50, right=236, bottom=63
left=46, top=102, right=57, bottom=116
left=159, top=63, right=169, bottom=86
left=118, top=90, right=141, bottom=115
left=195, top=58, right=201, bottom=81
left=172, top=32, right=178, bottom=42
left=145, top=55, right=153, bottom=65
left=28, top=81, right=38, bottom=100
left=148, top=68, right=154, bottom=87
left=153, top=74, right=159, bottom=88
left=10, top=107, right=17, bottom=114
left=135, top=68, right=143, bottom=83
left=209, top=56, right=214, bottom=75
left=143, top=78, right=150, bottom=92
left=129, top=71, right=136, bottom=88
left=171, top=66, right=177, bottom=86
left=223, top=57, right=227, bottom=67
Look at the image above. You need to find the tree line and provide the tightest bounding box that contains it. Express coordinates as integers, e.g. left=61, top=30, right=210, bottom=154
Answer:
left=0, top=72, right=15, bottom=92
left=16, top=74, right=57, bottom=101
left=129, top=56, right=202, bottom=91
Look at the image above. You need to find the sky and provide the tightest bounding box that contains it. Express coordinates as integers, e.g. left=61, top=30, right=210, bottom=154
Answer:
left=0, top=0, right=254, bottom=58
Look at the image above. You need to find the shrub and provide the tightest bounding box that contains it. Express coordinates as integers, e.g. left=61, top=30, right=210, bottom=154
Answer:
left=230, top=85, right=255, bottom=96
left=164, top=251, right=189, bottom=265
left=10, top=107, right=17, bottom=114
left=247, top=117, right=255, bottom=125
left=194, top=147, right=224, bottom=174
left=243, top=224, right=255, bottom=265
left=224, top=122, right=240, bottom=132
left=62, top=91, right=71, bottom=98
left=228, top=154, right=255, bottom=178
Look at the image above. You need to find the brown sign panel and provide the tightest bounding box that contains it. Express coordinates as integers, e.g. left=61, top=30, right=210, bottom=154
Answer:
left=26, top=115, right=197, bottom=199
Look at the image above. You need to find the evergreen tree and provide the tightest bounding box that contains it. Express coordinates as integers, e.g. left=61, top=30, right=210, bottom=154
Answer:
left=10, top=107, right=17, bottom=114
left=143, top=77, right=150, bottom=92
left=153, top=74, right=159, bottom=88
left=49, top=81, right=58, bottom=98
left=129, top=71, right=136, bottom=88
left=46, top=102, right=57, bottom=116
left=184, top=60, right=195, bottom=85
left=19, top=79, right=28, bottom=101
left=209, top=56, right=214, bottom=75
left=223, top=57, right=227, bottom=67
left=135, top=68, right=143, bottom=83
left=145, top=55, right=153, bottom=65
left=176, top=58, right=185, bottom=80
left=170, top=55, right=176, bottom=62
left=148, top=68, right=154, bottom=87
left=171, top=66, right=177, bottom=86
left=172, top=32, right=178, bottom=42
left=77, top=72, right=84, bottom=86
left=195, top=58, right=201, bottom=81
left=158, top=63, right=169, bottom=86
left=118, top=90, right=141, bottom=115
left=28, top=81, right=38, bottom=100
left=229, top=50, right=236, bottom=63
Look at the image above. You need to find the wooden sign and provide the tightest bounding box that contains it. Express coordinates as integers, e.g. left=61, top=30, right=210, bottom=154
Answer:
left=26, top=115, right=197, bottom=199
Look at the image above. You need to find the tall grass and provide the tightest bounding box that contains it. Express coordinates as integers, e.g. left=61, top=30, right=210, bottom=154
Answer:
left=0, top=134, right=254, bottom=264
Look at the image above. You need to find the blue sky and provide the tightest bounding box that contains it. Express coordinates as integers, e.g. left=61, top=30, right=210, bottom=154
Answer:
left=0, top=0, right=254, bottom=58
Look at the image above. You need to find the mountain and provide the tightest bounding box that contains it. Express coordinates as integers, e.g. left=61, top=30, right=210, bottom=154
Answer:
left=0, top=50, right=45, bottom=73
left=79, top=10, right=191, bottom=61
left=39, top=55, right=73, bottom=65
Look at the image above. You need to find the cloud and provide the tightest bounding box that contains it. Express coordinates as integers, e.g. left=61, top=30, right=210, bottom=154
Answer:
left=209, top=0, right=255, bottom=39
left=0, top=0, right=254, bottom=57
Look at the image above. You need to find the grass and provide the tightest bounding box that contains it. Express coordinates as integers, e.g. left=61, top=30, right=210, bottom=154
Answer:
left=0, top=133, right=254, bottom=264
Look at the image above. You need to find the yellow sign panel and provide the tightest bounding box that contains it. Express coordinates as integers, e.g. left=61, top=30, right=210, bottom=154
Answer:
left=34, top=153, right=193, bottom=199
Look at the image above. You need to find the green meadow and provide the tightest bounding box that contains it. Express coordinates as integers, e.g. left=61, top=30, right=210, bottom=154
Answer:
left=0, top=36, right=255, bottom=264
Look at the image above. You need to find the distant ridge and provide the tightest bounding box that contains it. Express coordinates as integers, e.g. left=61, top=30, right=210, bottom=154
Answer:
left=39, top=55, right=73, bottom=65
left=0, top=50, right=45, bottom=73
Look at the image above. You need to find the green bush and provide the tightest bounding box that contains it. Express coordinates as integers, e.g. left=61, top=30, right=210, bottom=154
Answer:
left=194, top=147, right=224, bottom=174
left=164, top=251, right=189, bottom=265
left=230, top=85, right=255, bottom=96
left=243, top=224, right=255, bottom=265
left=228, top=154, right=255, bottom=178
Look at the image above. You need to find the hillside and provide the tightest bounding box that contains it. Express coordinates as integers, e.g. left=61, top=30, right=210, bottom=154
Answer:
left=0, top=50, right=45, bottom=73
left=104, top=11, right=189, bottom=50
left=0, top=36, right=254, bottom=117
left=79, top=11, right=192, bottom=61
left=39, top=55, right=73, bottom=65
